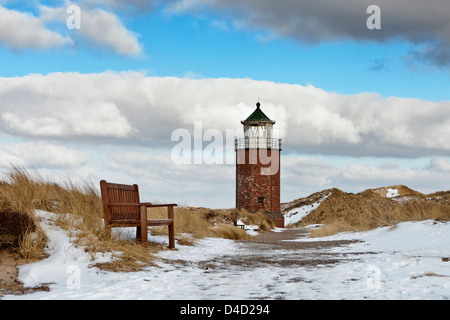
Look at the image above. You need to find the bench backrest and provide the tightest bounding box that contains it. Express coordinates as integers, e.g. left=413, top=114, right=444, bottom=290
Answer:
left=100, top=180, right=141, bottom=224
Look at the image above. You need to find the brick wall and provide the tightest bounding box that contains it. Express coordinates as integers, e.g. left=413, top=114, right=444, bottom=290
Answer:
left=236, top=148, right=283, bottom=227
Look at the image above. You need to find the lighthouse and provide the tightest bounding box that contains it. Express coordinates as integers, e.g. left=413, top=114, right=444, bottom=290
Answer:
left=235, top=102, right=284, bottom=228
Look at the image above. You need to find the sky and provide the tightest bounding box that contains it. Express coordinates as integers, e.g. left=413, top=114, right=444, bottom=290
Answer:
left=0, top=0, right=450, bottom=208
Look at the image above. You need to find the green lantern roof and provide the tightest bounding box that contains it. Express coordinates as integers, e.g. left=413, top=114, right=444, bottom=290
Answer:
left=241, top=102, right=275, bottom=125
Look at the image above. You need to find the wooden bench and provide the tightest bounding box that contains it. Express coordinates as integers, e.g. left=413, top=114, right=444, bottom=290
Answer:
left=100, top=180, right=177, bottom=249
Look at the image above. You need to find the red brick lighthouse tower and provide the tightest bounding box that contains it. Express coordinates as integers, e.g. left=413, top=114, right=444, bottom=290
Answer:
left=235, top=102, right=284, bottom=228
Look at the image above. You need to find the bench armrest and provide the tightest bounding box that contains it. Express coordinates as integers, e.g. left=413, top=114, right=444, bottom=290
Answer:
left=108, top=203, right=177, bottom=207
left=108, top=203, right=153, bottom=207
left=108, top=203, right=177, bottom=220
left=145, top=204, right=178, bottom=208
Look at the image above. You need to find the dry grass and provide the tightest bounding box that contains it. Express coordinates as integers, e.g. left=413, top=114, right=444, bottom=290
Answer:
left=212, top=224, right=250, bottom=240
left=147, top=206, right=273, bottom=242
left=0, top=166, right=110, bottom=262
left=0, top=166, right=270, bottom=271
left=0, top=167, right=165, bottom=270
left=239, top=209, right=274, bottom=231
left=358, top=185, right=423, bottom=198
left=296, top=188, right=450, bottom=237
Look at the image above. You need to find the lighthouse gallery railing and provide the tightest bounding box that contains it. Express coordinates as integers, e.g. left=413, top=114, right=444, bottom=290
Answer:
left=235, top=138, right=282, bottom=150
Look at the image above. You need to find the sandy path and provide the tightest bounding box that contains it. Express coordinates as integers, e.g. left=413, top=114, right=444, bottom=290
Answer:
left=196, top=228, right=361, bottom=270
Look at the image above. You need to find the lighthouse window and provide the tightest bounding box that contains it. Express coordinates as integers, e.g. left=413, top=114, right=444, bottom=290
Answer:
left=258, top=197, right=264, bottom=205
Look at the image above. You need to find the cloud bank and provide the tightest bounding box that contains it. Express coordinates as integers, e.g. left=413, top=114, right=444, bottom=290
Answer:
left=1, top=71, right=450, bottom=157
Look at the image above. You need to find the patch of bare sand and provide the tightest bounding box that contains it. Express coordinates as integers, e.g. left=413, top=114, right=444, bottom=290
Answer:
left=0, top=249, right=50, bottom=298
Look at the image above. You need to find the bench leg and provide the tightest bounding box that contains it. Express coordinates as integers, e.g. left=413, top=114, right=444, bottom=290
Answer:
left=168, top=205, right=175, bottom=249
left=136, top=226, right=141, bottom=241
left=139, top=205, right=148, bottom=246
left=168, top=223, right=175, bottom=249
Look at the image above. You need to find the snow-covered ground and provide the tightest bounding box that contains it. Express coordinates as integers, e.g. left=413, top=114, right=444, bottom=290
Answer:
left=283, top=193, right=330, bottom=226
left=3, top=211, right=450, bottom=300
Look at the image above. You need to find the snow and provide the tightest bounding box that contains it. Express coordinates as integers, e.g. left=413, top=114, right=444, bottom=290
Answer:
left=283, top=193, right=330, bottom=226
left=235, top=219, right=259, bottom=235
left=295, top=220, right=450, bottom=299
left=386, top=188, right=399, bottom=198
left=3, top=211, right=450, bottom=300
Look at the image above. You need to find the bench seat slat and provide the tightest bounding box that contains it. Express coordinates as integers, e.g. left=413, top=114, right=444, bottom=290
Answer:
left=147, top=219, right=173, bottom=226
left=110, top=221, right=140, bottom=227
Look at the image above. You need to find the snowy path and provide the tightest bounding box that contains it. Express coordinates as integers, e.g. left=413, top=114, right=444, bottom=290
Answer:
left=169, top=229, right=359, bottom=274
left=156, top=228, right=360, bottom=299
left=3, top=216, right=450, bottom=300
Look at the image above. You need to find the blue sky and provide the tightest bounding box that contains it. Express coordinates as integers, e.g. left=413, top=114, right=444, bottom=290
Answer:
left=1, top=1, right=450, bottom=207
left=1, top=1, right=449, bottom=101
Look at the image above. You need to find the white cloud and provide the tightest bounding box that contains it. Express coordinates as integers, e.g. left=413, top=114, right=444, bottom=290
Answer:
left=0, top=5, right=72, bottom=50
left=0, top=140, right=92, bottom=169
left=1, top=100, right=133, bottom=138
left=280, top=155, right=450, bottom=201
left=1, top=71, right=450, bottom=159
left=100, top=148, right=236, bottom=204
left=0, top=3, right=141, bottom=55
left=0, top=73, right=134, bottom=138
left=40, top=4, right=142, bottom=56
left=76, top=6, right=142, bottom=55
left=430, top=157, right=450, bottom=172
